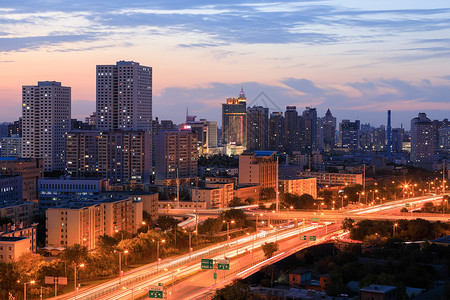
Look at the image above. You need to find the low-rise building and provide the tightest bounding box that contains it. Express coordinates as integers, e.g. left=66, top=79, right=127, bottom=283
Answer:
left=279, top=177, right=317, bottom=198
left=0, top=236, right=32, bottom=262
left=360, top=284, right=397, bottom=300
left=0, top=157, right=44, bottom=201
left=0, top=174, right=22, bottom=202
left=1, top=224, right=38, bottom=253
left=298, top=171, right=363, bottom=186
left=0, top=201, right=38, bottom=227
left=46, top=196, right=143, bottom=250
left=191, top=183, right=234, bottom=209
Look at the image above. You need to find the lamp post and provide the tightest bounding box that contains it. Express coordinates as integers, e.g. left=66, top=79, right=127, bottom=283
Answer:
left=142, top=221, right=150, bottom=232
left=393, top=223, right=398, bottom=237
left=74, top=263, right=84, bottom=299
left=156, top=239, right=165, bottom=272
left=255, top=213, right=263, bottom=231
left=246, top=232, right=255, bottom=264
left=164, top=268, right=180, bottom=299
left=223, top=220, right=235, bottom=245
left=24, top=280, right=35, bottom=300
left=124, top=250, right=129, bottom=266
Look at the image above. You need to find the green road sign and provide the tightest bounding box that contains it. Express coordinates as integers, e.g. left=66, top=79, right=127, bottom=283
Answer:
left=149, top=291, right=163, bottom=299
left=217, top=258, right=230, bottom=270
left=311, top=217, right=320, bottom=222
left=309, top=236, right=316, bottom=241
left=148, top=285, right=164, bottom=299
left=300, top=235, right=307, bottom=240
left=201, top=259, right=214, bottom=269
left=405, top=203, right=410, bottom=207
left=214, top=273, right=217, bottom=279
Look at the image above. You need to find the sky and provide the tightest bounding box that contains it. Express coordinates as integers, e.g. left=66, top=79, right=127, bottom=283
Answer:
left=1, top=1, right=450, bottom=129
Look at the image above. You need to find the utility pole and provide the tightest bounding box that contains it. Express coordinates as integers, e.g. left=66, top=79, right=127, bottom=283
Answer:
left=176, top=167, right=180, bottom=209
left=276, top=156, right=279, bottom=212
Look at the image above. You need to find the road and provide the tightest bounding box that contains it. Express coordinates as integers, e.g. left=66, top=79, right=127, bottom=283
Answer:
left=51, top=194, right=447, bottom=300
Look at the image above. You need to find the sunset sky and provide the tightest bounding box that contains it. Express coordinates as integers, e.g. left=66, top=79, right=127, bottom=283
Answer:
left=1, top=0, right=450, bottom=128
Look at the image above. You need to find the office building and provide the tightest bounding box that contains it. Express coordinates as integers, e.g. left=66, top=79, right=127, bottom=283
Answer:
left=238, top=151, right=277, bottom=190
left=46, top=196, right=143, bottom=250
left=222, top=88, right=247, bottom=147
left=391, top=127, right=405, bottom=152
left=298, top=171, right=363, bottom=186
left=410, top=113, right=434, bottom=169
left=339, top=119, right=360, bottom=150
left=247, top=106, right=269, bottom=151
left=96, top=61, right=152, bottom=132
left=22, top=81, right=71, bottom=172
left=0, top=157, right=44, bottom=201
left=155, top=130, right=198, bottom=181
left=0, top=201, right=38, bottom=227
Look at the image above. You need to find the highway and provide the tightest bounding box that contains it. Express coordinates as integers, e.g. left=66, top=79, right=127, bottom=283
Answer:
left=51, top=194, right=447, bottom=300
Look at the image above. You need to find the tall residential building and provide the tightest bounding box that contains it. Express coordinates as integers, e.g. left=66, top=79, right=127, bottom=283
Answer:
left=391, top=127, right=405, bottom=152
left=439, top=126, right=450, bottom=151
left=284, top=106, right=299, bottom=153
left=222, top=88, right=247, bottom=147
left=155, top=130, right=198, bottom=181
left=339, top=119, right=360, bottom=150
left=96, top=61, right=152, bottom=132
left=432, top=119, right=450, bottom=150
left=322, top=109, right=336, bottom=152
left=22, top=81, right=71, bottom=172
left=300, top=107, right=317, bottom=153
left=66, top=130, right=151, bottom=184
left=268, top=112, right=284, bottom=153
left=411, top=113, right=434, bottom=169
left=8, top=118, right=22, bottom=137
left=247, top=106, right=269, bottom=151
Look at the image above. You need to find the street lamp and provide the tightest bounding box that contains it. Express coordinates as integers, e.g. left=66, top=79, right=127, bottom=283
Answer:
left=223, top=220, right=235, bottom=244
left=164, top=268, right=180, bottom=299
left=255, top=213, right=263, bottom=231
left=74, top=263, right=85, bottom=299
left=156, top=239, right=166, bottom=272
left=246, top=232, right=255, bottom=264
left=23, top=280, right=35, bottom=300
left=393, top=223, right=398, bottom=236
left=124, top=250, right=129, bottom=266
left=115, top=229, right=124, bottom=241
left=142, top=221, right=150, bottom=232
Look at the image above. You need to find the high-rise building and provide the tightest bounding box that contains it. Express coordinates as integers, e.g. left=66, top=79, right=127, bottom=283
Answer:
left=222, top=88, right=247, bottom=147
left=247, top=106, right=269, bottom=151
left=300, top=107, right=317, bottom=153
left=411, top=113, right=434, bottom=169
left=391, top=127, right=405, bottom=152
left=96, top=61, right=152, bottom=132
left=268, top=112, right=284, bottom=153
left=439, top=126, right=450, bottom=151
left=432, top=119, right=450, bottom=150
left=339, top=119, right=360, bottom=150
left=322, top=109, right=336, bottom=152
left=155, top=130, right=198, bottom=181
left=8, top=118, right=22, bottom=137
left=284, top=106, right=299, bottom=153
left=22, top=81, right=71, bottom=172
left=66, top=130, right=151, bottom=184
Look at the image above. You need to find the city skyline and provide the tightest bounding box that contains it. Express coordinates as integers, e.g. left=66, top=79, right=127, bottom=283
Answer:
left=1, top=1, right=450, bottom=128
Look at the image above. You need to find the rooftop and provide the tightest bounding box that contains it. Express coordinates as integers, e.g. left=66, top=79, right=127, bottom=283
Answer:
left=0, top=236, right=28, bottom=242
left=360, top=284, right=397, bottom=293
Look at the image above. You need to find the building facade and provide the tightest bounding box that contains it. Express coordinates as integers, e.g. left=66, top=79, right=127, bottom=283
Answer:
left=268, top=112, right=284, bottom=153
left=322, top=109, right=336, bottom=152
left=22, top=81, right=71, bottom=172
left=298, top=171, right=363, bottom=186
left=0, top=174, right=22, bottom=202
left=339, top=119, right=360, bottom=150
left=0, top=135, right=21, bottom=158
left=278, top=177, right=317, bottom=198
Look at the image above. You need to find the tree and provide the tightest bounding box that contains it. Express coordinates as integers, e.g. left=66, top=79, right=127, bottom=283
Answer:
left=299, top=194, right=315, bottom=209
left=61, top=244, right=89, bottom=266
left=222, top=209, right=247, bottom=228
left=156, top=216, right=179, bottom=231
left=0, top=261, right=19, bottom=291
left=97, top=234, right=119, bottom=254
left=228, top=197, right=244, bottom=207
left=260, top=187, right=276, bottom=201
left=262, top=242, right=278, bottom=259
left=199, top=218, right=223, bottom=236
left=342, top=218, right=355, bottom=231
left=213, top=279, right=251, bottom=300
left=244, top=197, right=256, bottom=205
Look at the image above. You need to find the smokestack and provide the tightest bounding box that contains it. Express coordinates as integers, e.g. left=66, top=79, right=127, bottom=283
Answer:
left=387, top=110, right=392, bottom=158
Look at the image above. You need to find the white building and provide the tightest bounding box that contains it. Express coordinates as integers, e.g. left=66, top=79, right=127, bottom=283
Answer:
left=22, top=81, right=71, bottom=172
left=96, top=61, right=152, bottom=132
left=411, top=113, right=434, bottom=169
